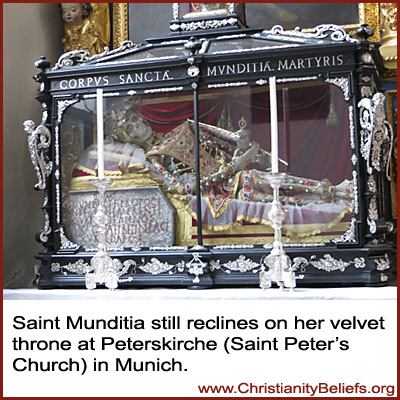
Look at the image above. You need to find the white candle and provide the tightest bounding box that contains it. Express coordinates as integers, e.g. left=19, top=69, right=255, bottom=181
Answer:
left=269, top=76, right=279, bottom=173
left=96, top=88, right=105, bottom=179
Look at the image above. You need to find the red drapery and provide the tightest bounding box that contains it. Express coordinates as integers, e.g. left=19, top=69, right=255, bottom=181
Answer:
left=138, top=84, right=352, bottom=185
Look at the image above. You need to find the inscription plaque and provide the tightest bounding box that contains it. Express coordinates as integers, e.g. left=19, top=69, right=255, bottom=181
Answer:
left=62, top=186, right=175, bottom=248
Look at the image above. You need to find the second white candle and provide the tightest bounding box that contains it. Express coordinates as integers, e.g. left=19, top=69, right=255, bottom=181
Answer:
left=96, top=88, right=105, bottom=180
left=269, top=76, right=279, bottom=173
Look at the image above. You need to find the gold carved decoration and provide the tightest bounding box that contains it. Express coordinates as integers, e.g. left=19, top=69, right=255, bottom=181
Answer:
left=356, top=3, right=380, bottom=42
left=386, top=90, right=397, bottom=219
left=112, top=3, right=129, bottom=49
left=379, top=3, right=397, bottom=72
left=61, top=3, right=111, bottom=55
left=112, top=4, right=381, bottom=45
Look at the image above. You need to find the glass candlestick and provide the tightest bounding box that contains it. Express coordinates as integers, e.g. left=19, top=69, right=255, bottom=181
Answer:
left=86, top=178, right=119, bottom=290
left=260, top=173, right=296, bottom=291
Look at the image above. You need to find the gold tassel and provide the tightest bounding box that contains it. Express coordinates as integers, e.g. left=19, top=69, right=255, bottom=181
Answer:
left=326, top=94, right=338, bottom=126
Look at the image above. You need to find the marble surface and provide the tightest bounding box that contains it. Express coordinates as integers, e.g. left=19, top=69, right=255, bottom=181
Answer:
left=3, top=286, right=397, bottom=301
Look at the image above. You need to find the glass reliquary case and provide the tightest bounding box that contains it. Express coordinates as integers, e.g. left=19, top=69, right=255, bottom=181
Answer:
left=26, top=16, right=394, bottom=288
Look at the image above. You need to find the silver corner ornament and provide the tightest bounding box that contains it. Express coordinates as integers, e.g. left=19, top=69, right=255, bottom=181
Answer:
left=259, top=173, right=296, bottom=291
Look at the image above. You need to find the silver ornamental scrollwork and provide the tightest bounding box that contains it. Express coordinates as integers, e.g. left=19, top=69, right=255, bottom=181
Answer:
left=57, top=99, right=80, bottom=123
left=52, top=41, right=137, bottom=70
left=332, top=217, right=357, bottom=244
left=374, top=254, right=390, bottom=271
left=177, top=18, right=238, bottom=32
left=209, top=255, right=261, bottom=274
left=208, top=82, right=248, bottom=89
left=59, top=226, right=79, bottom=250
left=352, top=170, right=359, bottom=215
left=213, top=244, right=254, bottom=250
left=367, top=175, right=379, bottom=221
left=39, top=195, right=52, bottom=243
left=308, top=254, right=366, bottom=272
left=263, top=242, right=326, bottom=248
left=349, top=105, right=355, bottom=150
left=269, top=24, right=359, bottom=43
left=51, top=258, right=135, bottom=277
left=51, top=259, right=90, bottom=274
left=144, top=87, right=184, bottom=94
left=358, top=93, right=394, bottom=177
left=277, top=76, right=318, bottom=84
left=326, top=77, right=350, bottom=101
left=172, top=3, right=179, bottom=20
left=368, top=197, right=379, bottom=220
left=23, top=121, right=53, bottom=190
left=137, top=258, right=180, bottom=275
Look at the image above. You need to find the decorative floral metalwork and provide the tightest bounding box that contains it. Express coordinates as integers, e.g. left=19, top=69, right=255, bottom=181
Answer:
left=51, top=259, right=90, bottom=274
left=263, top=242, right=326, bottom=248
left=213, top=244, right=254, bottom=250
left=332, top=217, right=357, bottom=244
left=349, top=105, right=355, bottom=150
left=277, top=76, right=318, bottom=84
left=150, top=246, right=188, bottom=251
left=172, top=18, right=238, bottom=32
left=308, top=254, right=366, bottom=272
left=208, top=82, right=248, bottom=89
left=57, top=99, right=79, bottom=123
left=358, top=93, right=393, bottom=177
left=56, top=183, right=61, bottom=224
left=59, top=226, right=79, bottom=250
left=367, top=175, right=377, bottom=192
left=361, top=52, right=374, bottom=64
left=83, top=92, right=120, bottom=99
left=351, top=154, right=358, bottom=165
left=38, top=195, right=52, bottom=244
left=368, top=197, right=379, bottom=220
left=186, top=253, right=206, bottom=283
left=361, top=86, right=373, bottom=98
left=326, top=77, right=350, bottom=101
left=210, top=255, right=260, bottom=274
left=136, top=258, right=178, bottom=275
left=51, top=258, right=135, bottom=277
left=144, top=87, right=184, bottom=94
left=374, top=254, right=390, bottom=271
left=352, top=170, right=359, bottom=215
left=54, top=125, right=60, bottom=167
left=23, top=121, right=53, bottom=190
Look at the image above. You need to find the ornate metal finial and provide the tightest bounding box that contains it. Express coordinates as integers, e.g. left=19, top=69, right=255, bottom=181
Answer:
left=356, top=23, right=374, bottom=41
left=184, top=37, right=203, bottom=55
left=34, top=56, right=51, bottom=72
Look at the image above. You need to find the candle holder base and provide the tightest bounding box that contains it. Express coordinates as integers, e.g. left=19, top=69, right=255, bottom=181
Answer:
left=260, top=173, right=296, bottom=291
left=86, top=178, right=122, bottom=290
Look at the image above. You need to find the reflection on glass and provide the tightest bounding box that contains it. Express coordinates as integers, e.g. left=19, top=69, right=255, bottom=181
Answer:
left=61, top=81, right=354, bottom=247
left=208, top=38, right=293, bottom=54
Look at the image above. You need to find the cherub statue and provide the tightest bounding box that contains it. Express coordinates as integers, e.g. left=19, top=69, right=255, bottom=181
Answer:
left=61, top=3, right=110, bottom=56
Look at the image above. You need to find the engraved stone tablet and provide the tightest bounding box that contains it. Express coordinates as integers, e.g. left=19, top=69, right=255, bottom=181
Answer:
left=62, top=186, right=175, bottom=248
